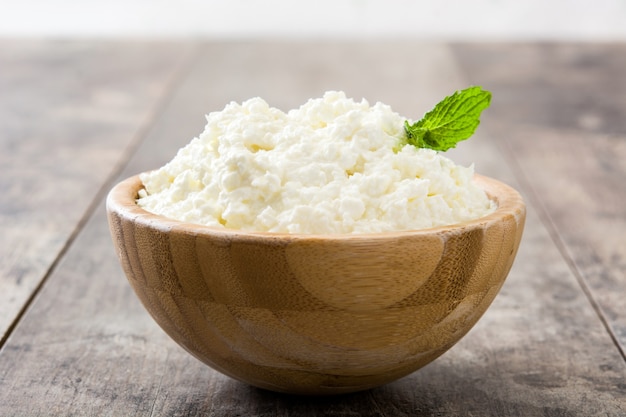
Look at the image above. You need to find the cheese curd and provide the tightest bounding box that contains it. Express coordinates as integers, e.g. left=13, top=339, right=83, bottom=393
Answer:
left=137, top=91, right=495, bottom=234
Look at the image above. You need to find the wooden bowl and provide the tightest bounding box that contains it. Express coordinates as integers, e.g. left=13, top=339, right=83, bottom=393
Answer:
left=106, top=174, right=525, bottom=395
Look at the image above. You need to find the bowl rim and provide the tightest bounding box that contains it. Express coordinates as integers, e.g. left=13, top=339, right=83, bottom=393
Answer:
left=106, top=173, right=525, bottom=241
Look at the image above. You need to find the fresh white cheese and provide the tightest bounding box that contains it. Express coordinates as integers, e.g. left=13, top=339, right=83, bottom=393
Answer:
left=137, top=91, right=495, bottom=234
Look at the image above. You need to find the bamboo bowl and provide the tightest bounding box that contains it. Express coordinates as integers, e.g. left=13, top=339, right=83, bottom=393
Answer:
left=106, top=174, right=525, bottom=395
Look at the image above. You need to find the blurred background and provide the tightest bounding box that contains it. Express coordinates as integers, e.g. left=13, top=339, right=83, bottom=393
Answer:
left=2, top=0, right=626, bottom=40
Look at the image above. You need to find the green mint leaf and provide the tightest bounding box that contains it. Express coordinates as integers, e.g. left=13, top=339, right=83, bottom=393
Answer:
left=404, top=86, right=492, bottom=152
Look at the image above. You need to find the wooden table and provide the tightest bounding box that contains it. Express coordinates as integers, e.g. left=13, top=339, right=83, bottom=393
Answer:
left=1, top=40, right=625, bottom=416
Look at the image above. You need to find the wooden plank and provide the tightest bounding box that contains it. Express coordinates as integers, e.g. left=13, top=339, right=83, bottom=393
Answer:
left=0, top=40, right=194, bottom=342
left=452, top=43, right=626, bottom=352
left=502, top=126, right=626, bottom=350
left=0, top=41, right=624, bottom=416
left=450, top=43, right=626, bottom=134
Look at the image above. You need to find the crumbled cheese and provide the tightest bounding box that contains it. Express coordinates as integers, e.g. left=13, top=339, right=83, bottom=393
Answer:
left=137, top=91, right=495, bottom=234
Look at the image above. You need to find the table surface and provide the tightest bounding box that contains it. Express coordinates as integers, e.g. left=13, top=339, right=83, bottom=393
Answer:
left=1, top=40, right=625, bottom=416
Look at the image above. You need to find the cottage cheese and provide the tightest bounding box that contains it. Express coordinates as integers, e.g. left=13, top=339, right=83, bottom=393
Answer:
left=137, top=91, right=495, bottom=234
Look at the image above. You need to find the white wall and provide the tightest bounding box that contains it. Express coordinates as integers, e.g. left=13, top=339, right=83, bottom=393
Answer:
left=2, top=0, right=626, bottom=40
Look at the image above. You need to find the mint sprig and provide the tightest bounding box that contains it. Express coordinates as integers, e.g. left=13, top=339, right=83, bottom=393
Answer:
left=403, top=86, right=492, bottom=152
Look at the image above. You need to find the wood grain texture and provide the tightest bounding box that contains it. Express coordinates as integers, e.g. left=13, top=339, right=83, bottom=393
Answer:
left=0, top=41, right=624, bottom=416
left=106, top=174, right=524, bottom=394
left=0, top=40, right=194, bottom=342
left=452, top=42, right=626, bottom=352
